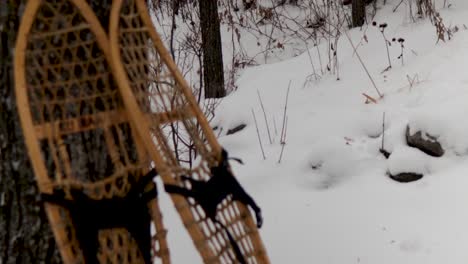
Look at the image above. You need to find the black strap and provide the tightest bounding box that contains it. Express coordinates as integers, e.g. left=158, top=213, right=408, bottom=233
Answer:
left=42, top=169, right=160, bottom=264
left=140, top=168, right=158, bottom=188
left=213, top=149, right=263, bottom=228
left=140, top=183, right=158, bottom=202
left=165, top=148, right=263, bottom=263
left=214, top=219, right=246, bottom=264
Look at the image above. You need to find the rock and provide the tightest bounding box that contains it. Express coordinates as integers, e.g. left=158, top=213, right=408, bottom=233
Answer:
left=389, top=172, right=424, bottom=183
left=226, top=124, right=247, bottom=135
left=405, top=125, right=444, bottom=157
left=379, top=148, right=391, bottom=159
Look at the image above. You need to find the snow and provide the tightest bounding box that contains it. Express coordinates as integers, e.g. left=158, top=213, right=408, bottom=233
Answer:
left=408, top=102, right=468, bottom=155
left=156, top=0, right=468, bottom=263
left=387, top=145, right=429, bottom=175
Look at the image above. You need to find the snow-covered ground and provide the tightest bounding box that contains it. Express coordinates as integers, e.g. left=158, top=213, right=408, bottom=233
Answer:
left=157, top=0, right=468, bottom=263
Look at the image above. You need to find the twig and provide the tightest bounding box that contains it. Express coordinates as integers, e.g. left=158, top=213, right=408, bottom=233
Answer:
left=379, top=112, right=390, bottom=158
left=251, top=109, right=266, bottom=160
left=273, top=116, right=278, bottom=137
left=303, top=39, right=319, bottom=80
left=381, top=112, right=385, bottom=150
left=344, top=30, right=383, bottom=98
left=393, top=0, right=405, bottom=13
left=397, top=74, right=424, bottom=92
left=278, top=82, right=291, bottom=163
left=280, top=81, right=291, bottom=143
left=278, top=116, right=288, bottom=163
left=380, top=29, right=392, bottom=70
left=362, top=93, right=378, bottom=104
left=406, top=74, right=419, bottom=89
left=396, top=38, right=406, bottom=66
left=380, top=65, right=392, bottom=74
left=257, top=90, right=273, bottom=144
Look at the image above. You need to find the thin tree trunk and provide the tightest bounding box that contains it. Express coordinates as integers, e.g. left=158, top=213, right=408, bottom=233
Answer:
left=352, top=0, right=366, bottom=27
left=199, top=0, right=226, bottom=98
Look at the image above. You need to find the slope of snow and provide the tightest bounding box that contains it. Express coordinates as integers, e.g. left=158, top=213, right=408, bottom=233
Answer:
left=158, top=0, right=468, bottom=263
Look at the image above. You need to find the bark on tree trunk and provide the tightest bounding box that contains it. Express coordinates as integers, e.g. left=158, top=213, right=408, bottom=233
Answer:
left=199, top=0, right=226, bottom=98
left=0, top=1, right=62, bottom=263
left=352, top=0, right=366, bottom=27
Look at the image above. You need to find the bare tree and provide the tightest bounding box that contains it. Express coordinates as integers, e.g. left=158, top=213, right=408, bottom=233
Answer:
left=200, top=0, right=226, bottom=98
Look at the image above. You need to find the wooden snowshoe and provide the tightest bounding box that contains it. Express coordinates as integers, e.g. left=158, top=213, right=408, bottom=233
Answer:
left=14, top=1, right=170, bottom=263
left=109, top=0, right=270, bottom=263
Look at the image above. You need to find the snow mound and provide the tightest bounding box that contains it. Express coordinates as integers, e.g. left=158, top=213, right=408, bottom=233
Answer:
left=387, top=145, right=430, bottom=175
left=305, top=138, right=360, bottom=189
left=409, top=101, right=468, bottom=155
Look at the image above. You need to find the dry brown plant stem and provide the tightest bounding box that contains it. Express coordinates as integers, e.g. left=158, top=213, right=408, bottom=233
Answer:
left=257, top=90, right=273, bottom=144
left=251, top=109, right=266, bottom=160
left=344, top=30, right=383, bottom=98
left=278, top=81, right=291, bottom=164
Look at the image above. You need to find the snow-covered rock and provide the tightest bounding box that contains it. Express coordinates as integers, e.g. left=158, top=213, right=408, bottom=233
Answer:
left=226, top=123, right=247, bottom=135
left=387, top=145, right=429, bottom=182
left=406, top=125, right=444, bottom=157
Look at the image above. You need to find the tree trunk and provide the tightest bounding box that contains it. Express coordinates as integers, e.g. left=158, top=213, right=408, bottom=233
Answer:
left=0, top=1, right=112, bottom=263
left=352, top=0, right=366, bottom=27
left=0, top=1, right=62, bottom=263
left=199, top=0, right=226, bottom=98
